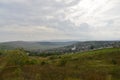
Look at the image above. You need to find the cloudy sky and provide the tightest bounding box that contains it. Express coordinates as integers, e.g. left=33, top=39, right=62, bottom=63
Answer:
left=0, top=0, right=120, bottom=42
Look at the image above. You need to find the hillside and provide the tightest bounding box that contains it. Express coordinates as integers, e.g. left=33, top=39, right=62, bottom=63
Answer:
left=0, top=41, right=76, bottom=50
left=0, top=48, right=120, bottom=80
left=34, top=41, right=120, bottom=54
left=0, top=41, right=120, bottom=54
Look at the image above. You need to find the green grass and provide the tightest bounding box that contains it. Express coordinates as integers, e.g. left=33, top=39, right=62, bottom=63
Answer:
left=0, top=48, right=120, bottom=80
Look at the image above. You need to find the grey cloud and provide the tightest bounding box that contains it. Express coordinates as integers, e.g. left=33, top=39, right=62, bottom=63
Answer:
left=78, top=23, right=91, bottom=31
left=0, top=0, right=120, bottom=41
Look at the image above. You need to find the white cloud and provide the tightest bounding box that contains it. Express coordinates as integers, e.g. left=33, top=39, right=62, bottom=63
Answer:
left=64, top=0, right=119, bottom=26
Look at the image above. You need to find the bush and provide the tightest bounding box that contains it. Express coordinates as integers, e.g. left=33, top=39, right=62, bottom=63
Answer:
left=6, top=49, right=29, bottom=66
left=40, top=61, right=46, bottom=65
left=27, top=58, right=39, bottom=65
left=0, top=52, right=2, bottom=55
left=111, top=59, right=117, bottom=65
left=57, top=59, right=67, bottom=66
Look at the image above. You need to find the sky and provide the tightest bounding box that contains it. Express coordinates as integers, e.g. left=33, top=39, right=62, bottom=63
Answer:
left=0, top=0, right=120, bottom=42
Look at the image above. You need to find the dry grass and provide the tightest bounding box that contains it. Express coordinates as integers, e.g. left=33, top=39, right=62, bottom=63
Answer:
left=0, top=48, right=120, bottom=80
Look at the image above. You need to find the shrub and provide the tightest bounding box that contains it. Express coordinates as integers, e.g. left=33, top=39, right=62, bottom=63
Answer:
left=40, top=61, right=46, bottom=65
left=111, top=59, right=117, bottom=65
left=14, top=67, right=22, bottom=77
left=57, top=59, right=67, bottom=66
left=6, top=49, right=29, bottom=66
left=27, top=58, right=39, bottom=65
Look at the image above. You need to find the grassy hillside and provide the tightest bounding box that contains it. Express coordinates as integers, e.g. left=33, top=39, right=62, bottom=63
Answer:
left=0, top=48, right=120, bottom=80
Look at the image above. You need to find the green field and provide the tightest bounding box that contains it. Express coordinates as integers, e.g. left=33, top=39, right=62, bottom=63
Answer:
left=0, top=48, right=120, bottom=80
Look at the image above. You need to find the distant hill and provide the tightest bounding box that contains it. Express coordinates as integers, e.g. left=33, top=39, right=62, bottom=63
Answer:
left=41, top=41, right=120, bottom=54
left=0, top=41, right=120, bottom=54
left=0, top=41, right=77, bottom=50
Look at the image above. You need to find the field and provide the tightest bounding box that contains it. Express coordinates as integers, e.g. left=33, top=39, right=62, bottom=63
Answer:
left=0, top=48, right=120, bottom=80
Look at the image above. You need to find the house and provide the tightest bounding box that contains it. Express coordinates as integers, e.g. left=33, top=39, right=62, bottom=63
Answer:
left=71, top=45, right=76, bottom=51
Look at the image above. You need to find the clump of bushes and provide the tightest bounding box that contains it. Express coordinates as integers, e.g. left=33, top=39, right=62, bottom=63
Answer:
left=57, top=59, right=67, bottom=66
left=27, top=58, right=39, bottom=65
left=6, top=49, right=29, bottom=66
left=40, top=61, right=46, bottom=65
left=49, top=55, right=61, bottom=60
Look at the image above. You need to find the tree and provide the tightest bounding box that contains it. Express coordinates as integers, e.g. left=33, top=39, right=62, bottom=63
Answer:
left=90, top=45, right=94, bottom=49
